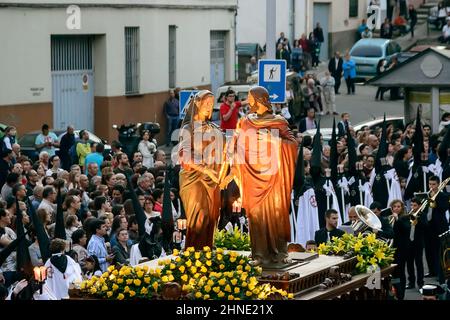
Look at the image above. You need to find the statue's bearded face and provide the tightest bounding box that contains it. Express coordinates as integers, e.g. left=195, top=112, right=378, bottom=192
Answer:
left=248, top=93, right=257, bottom=113
left=196, top=95, right=214, bottom=120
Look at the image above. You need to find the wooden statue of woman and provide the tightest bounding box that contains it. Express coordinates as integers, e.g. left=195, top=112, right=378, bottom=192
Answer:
left=221, top=86, right=298, bottom=266
left=178, top=90, right=224, bottom=249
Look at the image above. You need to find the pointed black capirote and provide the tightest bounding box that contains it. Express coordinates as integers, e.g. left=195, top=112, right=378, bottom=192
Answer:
left=346, top=124, right=358, bottom=177
left=330, top=117, right=339, bottom=185
left=375, top=113, right=388, bottom=173
left=27, top=197, right=50, bottom=262
left=412, top=106, right=424, bottom=165
left=310, top=119, right=322, bottom=185
left=15, top=198, right=31, bottom=273
left=293, top=142, right=305, bottom=200
left=54, top=186, right=66, bottom=240
left=125, top=174, right=147, bottom=237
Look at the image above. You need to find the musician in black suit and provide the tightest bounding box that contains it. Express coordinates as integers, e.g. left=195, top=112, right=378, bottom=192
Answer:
left=407, top=197, right=426, bottom=289
left=328, top=52, right=344, bottom=94
left=425, top=176, right=449, bottom=284
left=369, top=202, right=394, bottom=241
left=314, top=209, right=345, bottom=245
left=391, top=199, right=410, bottom=300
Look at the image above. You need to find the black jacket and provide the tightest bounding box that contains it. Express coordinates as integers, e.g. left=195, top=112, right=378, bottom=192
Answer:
left=428, top=192, right=450, bottom=236
left=315, top=228, right=345, bottom=246
left=371, top=216, right=394, bottom=240
left=393, top=215, right=411, bottom=257
left=113, top=243, right=131, bottom=265
left=380, top=23, right=393, bottom=39
left=328, top=57, right=343, bottom=78
left=337, top=121, right=349, bottom=137
left=298, top=117, right=317, bottom=133
left=313, top=27, right=324, bottom=43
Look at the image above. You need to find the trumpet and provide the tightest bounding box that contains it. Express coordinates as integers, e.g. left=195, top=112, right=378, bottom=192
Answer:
left=410, top=176, right=450, bottom=225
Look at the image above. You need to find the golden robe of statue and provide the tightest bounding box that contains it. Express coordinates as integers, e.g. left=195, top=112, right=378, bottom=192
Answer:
left=221, top=86, right=297, bottom=266
left=178, top=90, right=224, bottom=250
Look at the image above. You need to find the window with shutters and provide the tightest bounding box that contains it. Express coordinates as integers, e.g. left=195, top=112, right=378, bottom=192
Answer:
left=349, top=0, right=359, bottom=18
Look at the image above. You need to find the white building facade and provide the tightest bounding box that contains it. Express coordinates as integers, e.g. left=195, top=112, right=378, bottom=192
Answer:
left=0, top=0, right=237, bottom=142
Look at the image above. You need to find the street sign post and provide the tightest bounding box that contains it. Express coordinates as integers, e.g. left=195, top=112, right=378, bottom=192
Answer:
left=258, top=59, right=286, bottom=103
left=179, top=90, right=199, bottom=120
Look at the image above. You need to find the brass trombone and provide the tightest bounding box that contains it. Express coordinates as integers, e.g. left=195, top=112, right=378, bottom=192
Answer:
left=410, top=176, right=450, bottom=225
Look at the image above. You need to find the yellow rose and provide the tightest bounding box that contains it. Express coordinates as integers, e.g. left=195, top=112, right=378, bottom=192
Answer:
left=107, top=266, right=115, bottom=272
left=182, top=284, right=192, bottom=292
left=179, top=265, right=186, bottom=273
left=142, top=265, right=149, bottom=272
left=218, top=279, right=226, bottom=286
left=195, top=252, right=201, bottom=260
left=117, top=278, right=124, bottom=284
left=228, top=295, right=234, bottom=300
left=194, top=273, right=201, bottom=279
left=126, top=279, right=133, bottom=285
left=183, top=251, right=190, bottom=257
left=173, top=248, right=179, bottom=256
left=239, top=259, right=245, bottom=265
left=90, top=287, right=97, bottom=294
left=200, top=266, right=207, bottom=273
left=181, top=274, right=188, bottom=282
left=101, top=285, right=108, bottom=292
left=112, top=270, right=119, bottom=276
left=231, top=279, right=238, bottom=286
left=217, top=291, right=225, bottom=298
left=213, top=286, right=221, bottom=293
left=175, top=257, right=181, bottom=263
left=288, top=293, right=294, bottom=299
left=117, top=293, right=125, bottom=300
left=216, top=248, right=224, bottom=254
left=252, top=288, right=260, bottom=295
left=230, top=257, right=236, bottom=263
left=156, top=269, right=162, bottom=275
left=241, top=281, right=247, bottom=287
left=203, top=246, right=211, bottom=252
left=245, top=265, right=251, bottom=271
left=168, top=274, right=175, bottom=282
left=152, top=282, right=159, bottom=292
left=195, top=260, right=202, bottom=267
left=195, top=292, right=202, bottom=299
left=204, top=294, right=210, bottom=300
left=219, top=264, right=225, bottom=270
left=170, top=263, right=176, bottom=270
left=190, top=266, right=197, bottom=274
left=224, top=284, right=231, bottom=292
left=205, top=252, right=212, bottom=259
left=204, top=285, right=211, bottom=293
left=245, top=291, right=252, bottom=297
left=134, top=279, right=141, bottom=286
left=144, top=277, right=151, bottom=284
left=185, top=260, right=192, bottom=267
left=188, top=247, right=195, bottom=253
left=236, top=265, right=243, bottom=271
left=107, top=291, right=113, bottom=298
left=129, top=290, right=136, bottom=297
left=112, top=284, right=119, bottom=291
left=206, top=260, right=212, bottom=267
left=217, top=254, right=223, bottom=261
left=161, top=276, right=169, bottom=283
left=140, top=287, right=148, bottom=295
left=124, top=286, right=130, bottom=293
left=234, top=287, right=240, bottom=294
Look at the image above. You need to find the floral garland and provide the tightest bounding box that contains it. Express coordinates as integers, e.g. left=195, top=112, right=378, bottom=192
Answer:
left=81, top=247, right=294, bottom=300
left=317, top=233, right=395, bottom=274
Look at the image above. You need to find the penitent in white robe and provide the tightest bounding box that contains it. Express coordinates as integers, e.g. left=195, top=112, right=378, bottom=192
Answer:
left=44, top=253, right=83, bottom=300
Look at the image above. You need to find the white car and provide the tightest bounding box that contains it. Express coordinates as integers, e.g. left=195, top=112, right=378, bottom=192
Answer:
left=211, top=84, right=251, bottom=125
left=303, top=116, right=405, bottom=143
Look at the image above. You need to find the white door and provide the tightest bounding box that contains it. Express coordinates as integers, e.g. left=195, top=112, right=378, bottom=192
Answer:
left=51, top=36, right=94, bottom=131
left=313, top=3, right=330, bottom=62
left=210, top=31, right=227, bottom=95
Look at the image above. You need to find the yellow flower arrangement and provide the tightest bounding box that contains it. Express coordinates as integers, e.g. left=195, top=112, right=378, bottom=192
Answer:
left=81, top=246, right=292, bottom=301
left=317, top=234, right=395, bottom=274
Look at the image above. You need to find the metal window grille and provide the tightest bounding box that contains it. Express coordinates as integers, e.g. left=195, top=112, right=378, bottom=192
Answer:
left=125, top=27, right=140, bottom=94
left=349, top=0, right=359, bottom=18
left=169, top=25, right=177, bottom=88
left=51, top=36, right=92, bottom=71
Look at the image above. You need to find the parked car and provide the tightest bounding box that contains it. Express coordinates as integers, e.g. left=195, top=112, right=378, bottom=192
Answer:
left=18, top=129, right=111, bottom=162
left=303, top=116, right=405, bottom=143
left=427, top=4, right=450, bottom=30
left=350, top=39, right=402, bottom=78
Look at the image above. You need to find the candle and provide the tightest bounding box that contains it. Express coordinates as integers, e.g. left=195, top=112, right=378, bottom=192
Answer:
left=34, top=266, right=47, bottom=282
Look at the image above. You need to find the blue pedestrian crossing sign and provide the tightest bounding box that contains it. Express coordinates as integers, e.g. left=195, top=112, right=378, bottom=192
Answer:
left=179, top=90, right=199, bottom=120
left=258, top=59, right=286, bottom=103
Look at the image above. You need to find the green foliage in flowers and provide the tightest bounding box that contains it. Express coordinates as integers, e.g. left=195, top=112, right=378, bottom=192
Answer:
left=317, top=233, right=395, bottom=274
left=214, top=226, right=251, bottom=251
